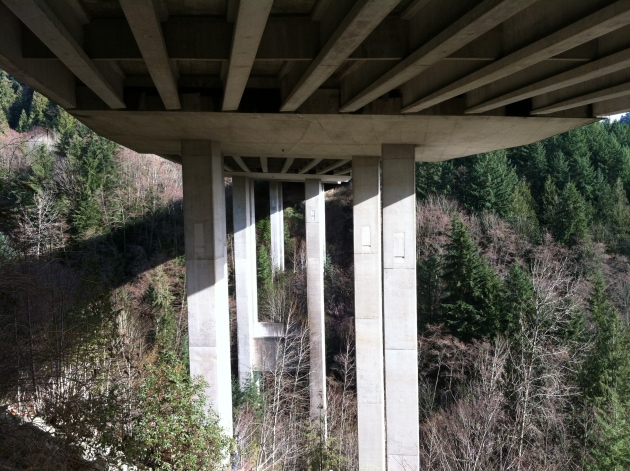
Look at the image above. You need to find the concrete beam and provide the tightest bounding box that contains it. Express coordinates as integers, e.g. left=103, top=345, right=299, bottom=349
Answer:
left=467, top=47, right=630, bottom=114
left=533, top=80, right=630, bottom=115
left=2, top=0, right=125, bottom=109
left=224, top=171, right=351, bottom=183
left=233, top=156, right=251, bottom=173
left=317, top=159, right=351, bottom=174
left=222, top=0, right=273, bottom=111
left=340, top=0, right=535, bottom=113
left=269, top=182, right=285, bottom=272
left=300, top=158, right=323, bottom=174
left=305, top=179, right=327, bottom=425
left=260, top=157, right=269, bottom=173
left=382, top=144, right=418, bottom=470
left=594, top=93, right=630, bottom=116
left=403, top=1, right=630, bottom=113
left=281, top=0, right=400, bottom=112
left=281, top=158, right=294, bottom=173
left=233, top=176, right=258, bottom=386
left=353, top=155, right=386, bottom=470
left=0, top=3, right=75, bottom=109
left=181, top=139, right=232, bottom=436
left=120, top=0, right=181, bottom=110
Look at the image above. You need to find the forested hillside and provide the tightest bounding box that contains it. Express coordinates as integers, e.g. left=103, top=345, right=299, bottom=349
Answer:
left=2, top=69, right=630, bottom=470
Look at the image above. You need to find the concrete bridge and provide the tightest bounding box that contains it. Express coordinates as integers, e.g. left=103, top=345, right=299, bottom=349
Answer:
left=2, top=0, right=630, bottom=468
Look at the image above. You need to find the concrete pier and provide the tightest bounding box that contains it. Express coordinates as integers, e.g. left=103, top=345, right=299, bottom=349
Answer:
left=382, top=144, right=419, bottom=471
left=304, top=178, right=327, bottom=425
left=269, top=181, right=285, bottom=272
left=181, top=140, right=233, bottom=435
left=352, top=156, right=386, bottom=470
left=232, top=176, right=258, bottom=386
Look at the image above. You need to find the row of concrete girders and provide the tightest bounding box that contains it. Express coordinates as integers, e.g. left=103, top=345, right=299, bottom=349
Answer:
left=182, top=139, right=419, bottom=469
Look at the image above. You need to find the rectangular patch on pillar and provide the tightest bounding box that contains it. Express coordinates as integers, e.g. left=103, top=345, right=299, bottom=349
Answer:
left=394, top=232, right=405, bottom=260
left=194, top=223, right=205, bottom=256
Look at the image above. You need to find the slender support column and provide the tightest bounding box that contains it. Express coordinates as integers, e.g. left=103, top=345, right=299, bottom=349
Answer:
left=382, top=144, right=419, bottom=471
left=181, top=140, right=233, bottom=436
left=304, top=178, right=327, bottom=426
left=353, top=156, right=386, bottom=470
left=233, top=176, right=258, bottom=386
left=269, top=181, right=285, bottom=272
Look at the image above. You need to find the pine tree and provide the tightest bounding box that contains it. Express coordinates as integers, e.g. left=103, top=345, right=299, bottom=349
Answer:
left=441, top=217, right=502, bottom=340
left=541, top=175, right=559, bottom=228
left=501, top=264, right=534, bottom=336
left=553, top=182, right=589, bottom=246
left=415, top=161, right=454, bottom=199
left=509, top=180, right=540, bottom=242
left=28, top=91, right=49, bottom=129
left=16, top=109, right=30, bottom=132
left=417, top=251, right=442, bottom=328
left=550, top=150, right=570, bottom=189
left=461, top=150, right=518, bottom=217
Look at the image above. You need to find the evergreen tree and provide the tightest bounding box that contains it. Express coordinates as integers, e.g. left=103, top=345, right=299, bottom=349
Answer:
left=508, top=141, right=547, bottom=196
left=417, top=251, right=442, bottom=327
left=509, top=180, right=540, bottom=242
left=501, top=264, right=534, bottom=336
left=415, top=161, right=454, bottom=199
left=550, top=150, right=571, bottom=189
left=553, top=182, right=589, bottom=246
left=28, top=91, right=49, bottom=129
left=16, top=109, right=29, bottom=133
left=541, top=175, right=559, bottom=228
left=460, top=150, right=518, bottom=217
left=441, top=217, right=502, bottom=340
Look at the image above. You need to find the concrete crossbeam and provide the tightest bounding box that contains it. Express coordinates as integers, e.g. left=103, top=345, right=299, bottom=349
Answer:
left=341, top=0, right=535, bottom=113
left=533, top=80, right=630, bottom=115
left=353, top=156, right=386, bottom=470
left=0, top=3, right=76, bottom=109
left=269, top=182, right=285, bottom=272
left=281, top=0, right=399, bottom=112
left=120, top=0, right=181, bottom=110
left=305, top=179, right=327, bottom=425
left=382, top=144, right=418, bottom=470
left=182, top=140, right=232, bottom=435
left=222, top=0, right=273, bottom=111
left=403, top=0, right=630, bottom=113
left=233, top=176, right=258, bottom=386
left=2, top=0, right=125, bottom=109
left=467, top=47, right=630, bottom=114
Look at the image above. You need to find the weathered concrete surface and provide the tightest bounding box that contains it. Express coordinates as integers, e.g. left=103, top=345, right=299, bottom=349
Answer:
left=233, top=176, right=257, bottom=386
left=353, top=155, right=385, bottom=470
left=305, top=178, right=327, bottom=424
left=382, top=144, right=418, bottom=471
left=182, top=140, right=232, bottom=435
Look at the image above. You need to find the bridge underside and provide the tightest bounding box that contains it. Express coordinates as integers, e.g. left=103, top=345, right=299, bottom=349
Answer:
left=4, top=0, right=630, bottom=469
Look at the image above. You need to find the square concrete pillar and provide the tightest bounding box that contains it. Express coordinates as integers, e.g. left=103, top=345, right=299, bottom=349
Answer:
left=182, top=140, right=233, bottom=437
left=304, top=178, right=327, bottom=425
left=232, top=176, right=258, bottom=386
left=382, top=144, right=419, bottom=470
left=352, top=156, right=386, bottom=471
left=269, top=181, right=285, bottom=272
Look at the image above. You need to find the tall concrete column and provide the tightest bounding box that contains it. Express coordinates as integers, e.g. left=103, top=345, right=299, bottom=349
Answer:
left=353, top=156, right=386, bottom=470
left=304, top=178, right=327, bottom=425
left=269, top=181, right=284, bottom=272
left=181, top=140, right=233, bottom=436
left=382, top=144, right=419, bottom=471
left=233, top=176, right=258, bottom=386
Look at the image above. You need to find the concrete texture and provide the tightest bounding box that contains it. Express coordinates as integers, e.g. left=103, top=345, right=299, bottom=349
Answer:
left=182, top=140, right=232, bottom=436
left=269, top=181, right=285, bottom=272
left=232, top=176, right=257, bottom=386
left=382, top=144, right=418, bottom=470
left=304, top=178, right=327, bottom=425
left=353, top=156, right=386, bottom=471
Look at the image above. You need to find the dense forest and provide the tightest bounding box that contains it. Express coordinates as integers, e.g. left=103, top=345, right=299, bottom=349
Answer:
left=2, top=69, right=630, bottom=470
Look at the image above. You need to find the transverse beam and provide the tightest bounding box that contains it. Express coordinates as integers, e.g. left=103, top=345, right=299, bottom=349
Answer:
left=533, top=80, right=630, bottom=115
left=467, top=47, right=630, bottom=113
left=120, top=0, right=181, bottom=110
left=2, top=0, right=125, bottom=109
left=402, top=1, right=630, bottom=113
left=340, top=0, right=536, bottom=113
left=222, top=0, right=273, bottom=111
left=281, top=0, right=400, bottom=112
